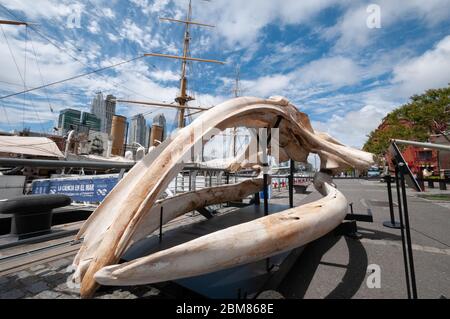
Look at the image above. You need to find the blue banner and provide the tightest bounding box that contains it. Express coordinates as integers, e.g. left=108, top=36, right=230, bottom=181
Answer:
left=259, top=186, right=272, bottom=201
left=32, top=176, right=119, bottom=203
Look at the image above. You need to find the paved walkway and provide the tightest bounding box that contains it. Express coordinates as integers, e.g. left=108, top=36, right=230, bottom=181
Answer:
left=279, top=179, right=450, bottom=299
left=0, top=179, right=449, bottom=299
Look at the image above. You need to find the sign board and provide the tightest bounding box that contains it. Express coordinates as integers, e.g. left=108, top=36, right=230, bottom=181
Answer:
left=389, top=142, right=422, bottom=192
left=293, top=177, right=312, bottom=186
left=32, top=175, right=119, bottom=203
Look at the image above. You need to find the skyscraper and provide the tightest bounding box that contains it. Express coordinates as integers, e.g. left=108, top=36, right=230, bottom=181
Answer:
left=58, top=109, right=81, bottom=133
left=81, top=112, right=101, bottom=132
left=129, top=114, right=147, bottom=146
left=145, top=125, right=151, bottom=149
left=105, top=94, right=116, bottom=135
left=153, top=113, right=167, bottom=140
left=90, top=92, right=116, bottom=135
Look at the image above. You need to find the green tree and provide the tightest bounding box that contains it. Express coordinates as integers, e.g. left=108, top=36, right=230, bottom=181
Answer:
left=363, top=85, right=450, bottom=155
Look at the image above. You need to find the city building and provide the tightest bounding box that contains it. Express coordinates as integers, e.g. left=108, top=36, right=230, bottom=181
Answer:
left=153, top=113, right=167, bottom=140
left=90, top=92, right=116, bottom=135
left=430, top=134, right=450, bottom=176
left=81, top=112, right=101, bottom=132
left=111, top=115, right=128, bottom=156
left=145, top=125, right=151, bottom=149
left=128, top=114, right=147, bottom=146
left=105, top=95, right=117, bottom=135
left=58, top=109, right=81, bottom=132
left=377, top=118, right=449, bottom=176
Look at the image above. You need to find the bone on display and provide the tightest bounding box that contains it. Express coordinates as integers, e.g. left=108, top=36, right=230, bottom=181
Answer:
left=72, top=96, right=375, bottom=298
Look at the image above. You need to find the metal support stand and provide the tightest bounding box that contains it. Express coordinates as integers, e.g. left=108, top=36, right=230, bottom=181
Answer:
left=263, top=172, right=269, bottom=216
left=174, top=174, right=178, bottom=195
left=383, top=175, right=401, bottom=229
left=159, top=206, right=164, bottom=244
left=289, top=159, right=294, bottom=208
left=439, top=179, right=447, bottom=191
left=342, top=203, right=362, bottom=239
left=398, top=163, right=418, bottom=299
left=262, top=163, right=270, bottom=271
left=394, top=166, right=411, bottom=298
left=188, top=171, right=192, bottom=192
left=389, top=141, right=419, bottom=299
left=262, top=116, right=283, bottom=272
left=118, top=168, right=126, bottom=181
left=337, top=201, right=374, bottom=239
left=254, top=192, right=260, bottom=206
left=196, top=207, right=215, bottom=220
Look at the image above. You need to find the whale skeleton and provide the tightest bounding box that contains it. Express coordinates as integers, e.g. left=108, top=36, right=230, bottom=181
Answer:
left=72, top=96, right=374, bottom=298
left=94, top=173, right=346, bottom=286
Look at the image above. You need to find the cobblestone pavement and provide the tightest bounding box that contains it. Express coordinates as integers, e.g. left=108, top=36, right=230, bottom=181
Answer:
left=0, top=256, right=163, bottom=299
left=0, top=189, right=302, bottom=300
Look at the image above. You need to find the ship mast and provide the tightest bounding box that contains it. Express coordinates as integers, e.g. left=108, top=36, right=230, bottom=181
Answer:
left=233, top=65, right=241, bottom=98
left=176, top=0, right=194, bottom=128
left=230, top=66, right=241, bottom=157
left=144, top=0, right=224, bottom=128
left=0, top=20, right=28, bottom=26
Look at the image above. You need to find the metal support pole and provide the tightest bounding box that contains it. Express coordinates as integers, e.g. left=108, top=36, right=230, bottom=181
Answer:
left=254, top=192, right=261, bottom=206
left=263, top=172, right=269, bottom=216
left=440, top=178, right=447, bottom=191
left=188, top=171, right=192, bottom=192
left=395, top=166, right=412, bottom=299
left=159, top=206, right=164, bottom=244
left=383, top=175, right=401, bottom=229
left=289, top=159, right=294, bottom=208
left=117, top=168, right=126, bottom=182
left=399, top=165, right=418, bottom=299
left=124, top=121, right=129, bottom=157
left=261, top=129, right=270, bottom=216
left=174, top=174, right=178, bottom=195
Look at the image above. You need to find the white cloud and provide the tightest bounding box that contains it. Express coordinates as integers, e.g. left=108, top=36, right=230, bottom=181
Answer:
left=308, top=34, right=450, bottom=148
left=312, top=104, right=390, bottom=148
left=297, top=56, right=362, bottom=87
left=0, top=0, right=84, bottom=21
left=392, top=35, right=450, bottom=97
left=120, top=19, right=161, bottom=49
left=0, top=28, right=83, bottom=88
left=150, top=69, right=179, bottom=82
left=327, top=0, right=450, bottom=51
left=131, top=0, right=170, bottom=15
left=193, top=0, right=344, bottom=46
left=102, top=8, right=115, bottom=18
left=259, top=40, right=309, bottom=72
left=241, top=74, right=292, bottom=97
left=88, top=20, right=100, bottom=34
left=233, top=55, right=362, bottom=99
left=107, top=33, right=119, bottom=42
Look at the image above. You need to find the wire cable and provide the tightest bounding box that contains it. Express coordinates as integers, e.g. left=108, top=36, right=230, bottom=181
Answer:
left=29, top=32, right=54, bottom=113
left=0, top=99, right=11, bottom=127
left=23, top=25, right=27, bottom=130
left=0, top=3, right=155, bottom=101
left=0, top=55, right=146, bottom=100
left=1, top=24, right=46, bottom=133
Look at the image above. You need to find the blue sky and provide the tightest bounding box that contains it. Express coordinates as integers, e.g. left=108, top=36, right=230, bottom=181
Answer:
left=0, top=0, right=449, bottom=147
